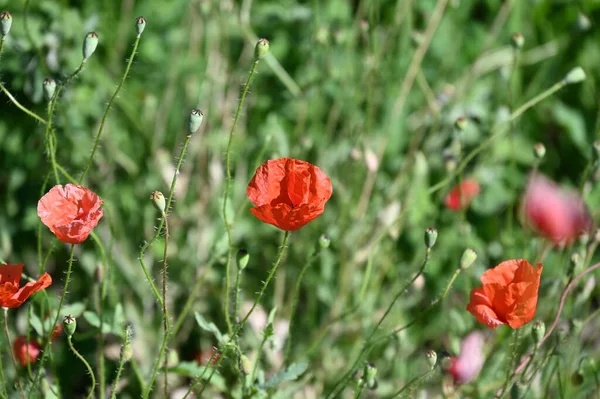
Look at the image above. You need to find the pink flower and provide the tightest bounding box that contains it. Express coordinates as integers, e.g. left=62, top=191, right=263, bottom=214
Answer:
left=522, top=175, right=591, bottom=244
left=448, top=332, right=485, bottom=384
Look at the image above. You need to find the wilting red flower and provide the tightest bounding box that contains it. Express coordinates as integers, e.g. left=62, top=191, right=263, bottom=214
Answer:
left=195, top=348, right=221, bottom=366
left=247, top=158, right=333, bottom=231
left=522, top=174, right=591, bottom=245
left=448, top=331, right=485, bottom=384
left=38, top=184, right=104, bottom=244
left=13, top=336, right=41, bottom=366
left=467, top=259, right=543, bottom=329
left=0, top=264, right=52, bottom=308
left=445, top=179, right=480, bottom=211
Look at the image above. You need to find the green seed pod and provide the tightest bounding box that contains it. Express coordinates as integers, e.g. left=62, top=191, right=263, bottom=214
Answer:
left=319, top=234, right=331, bottom=249
left=240, top=354, right=252, bottom=375
left=424, top=227, right=438, bottom=249
left=564, top=67, right=586, bottom=85
left=511, top=33, right=524, bottom=49
left=254, top=38, right=270, bottom=60
left=150, top=191, right=166, bottom=213
left=533, top=143, right=546, bottom=160
left=532, top=320, right=545, bottom=344
left=83, top=32, right=99, bottom=61
left=135, top=16, right=147, bottom=36
left=43, top=78, right=57, bottom=101
left=0, top=11, right=12, bottom=37
left=188, top=109, right=204, bottom=134
left=121, top=342, right=133, bottom=362
left=63, top=314, right=77, bottom=337
left=460, top=248, right=477, bottom=270
left=364, top=363, right=377, bottom=390
left=426, top=350, right=437, bottom=369
left=236, top=249, right=249, bottom=271
left=454, top=116, right=467, bottom=131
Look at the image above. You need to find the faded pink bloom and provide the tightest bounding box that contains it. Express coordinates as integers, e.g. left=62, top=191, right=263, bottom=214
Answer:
left=522, top=175, right=591, bottom=244
left=448, top=331, right=485, bottom=384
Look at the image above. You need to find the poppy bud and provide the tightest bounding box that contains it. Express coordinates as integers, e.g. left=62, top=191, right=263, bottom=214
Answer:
left=564, top=67, right=586, bottom=85
left=460, top=249, right=477, bottom=270
left=533, top=143, right=545, bottom=160
left=63, top=314, right=76, bottom=337
left=364, top=363, right=377, bottom=390
left=150, top=191, right=166, bottom=213
left=239, top=354, right=252, bottom=375
left=454, top=116, right=467, bottom=131
left=43, top=78, right=57, bottom=101
left=319, top=234, right=331, bottom=249
left=121, top=341, right=133, bottom=362
left=426, top=350, right=437, bottom=369
left=532, top=320, right=545, bottom=344
left=236, top=249, right=249, bottom=271
left=135, top=16, right=146, bottom=36
left=511, top=33, right=524, bottom=50
left=424, top=227, right=438, bottom=249
left=254, top=38, right=270, bottom=60
left=188, top=109, right=204, bottom=134
left=83, top=32, right=99, bottom=61
left=0, top=11, right=12, bottom=37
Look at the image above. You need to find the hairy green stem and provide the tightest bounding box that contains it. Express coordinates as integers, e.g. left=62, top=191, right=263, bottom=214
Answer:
left=3, top=309, right=26, bottom=399
left=162, top=213, right=170, bottom=398
left=390, top=368, right=436, bottom=398
left=0, top=82, right=48, bottom=124
left=67, top=335, right=96, bottom=399
left=110, top=328, right=131, bottom=399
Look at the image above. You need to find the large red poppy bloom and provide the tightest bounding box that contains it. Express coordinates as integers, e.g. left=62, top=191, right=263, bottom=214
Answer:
left=13, top=336, right=41, bottom=366
left=445, top=179, right=480, bottom=211
left=466, top=259, right=542, bottom=329
left=0, top=264, right=52, bottom=308
left=38, top=184, right=104, bottom=244
left=522, top=174, right=591, bottom=245
left=247, top=158, right=333, bottom=231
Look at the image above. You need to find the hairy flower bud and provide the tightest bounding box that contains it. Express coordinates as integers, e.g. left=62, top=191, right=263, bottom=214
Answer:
left=254, top=38, right=270, bottom=60
left=426, top=350, right=437, bottom=369
left=188, top=109, right=204, bottom=134
left=511, top=33, right=524, bottom=49
left=240, top=354, right=252, bottom=375
left=319, top=234, right=331, bottom=249
left=564, top=67, right=586, bottom=85
left=0, top=11, right=12, bottom=37
left=454, top=116, right=467, bottom=131
left=424, top=227, right=438, bottom=249
left=364, top=363, right=377, bottom=390
left=150, top=191, right=166, bottom=213
left=460, top=249, right=477, bottom=270
left=43, top=78, right=57, bottom=101
left=236, top=249, right=249, bottom=271
left=533, top=143, right=546, bottom=160
left=63, top=315, right=77, bottom=337
left=135, top=16, right=147, bottom=36
left=83, top=32, right=99, bottom=61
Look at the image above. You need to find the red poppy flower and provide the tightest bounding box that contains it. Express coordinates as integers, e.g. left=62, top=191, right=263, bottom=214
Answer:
left=466, top=259, right=542, bottom=329
left=448, top=331, right=485, bottom=384
left=445, top=179, right=480, bottom=211
left=13, top=336, right=41, bottom=366
left=522, top=174, right=591, bottom=245
left=247, top=158, right=333, bottom=231
left=0, top=264, right=52, bottom=308
left=38, top=184, right=104, bottom=244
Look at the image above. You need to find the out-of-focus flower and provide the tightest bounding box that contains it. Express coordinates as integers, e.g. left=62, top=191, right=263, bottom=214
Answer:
left=0, top=264, right=52, bottom=308
left=195, top=347, right=221, bottom=366
left=13, top=336, right=41, bottom=366
left=448, top=331, right=486, bottom=384
left=467, top=259, right=542, bottom=329
left=522, top=174, right=591, bottom=245
left=445, top=179, right=480, bottom=211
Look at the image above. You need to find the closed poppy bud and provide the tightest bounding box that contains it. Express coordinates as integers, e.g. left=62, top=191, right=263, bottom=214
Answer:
left=63, top=314, right=76, bottom=337
left=0, top=11, right=12, bottom=37
left=424, top=227, right=438, bottom=249
left=533, top=143, right=546, bottom=160
left=564, top=67, right=586, bottom=85
left=240, top=354, right=252, bottom=375
left=319, top=234, right=331, bottom=249
left=460, top=249, right=477, bottom=270
left=83, top=32, right=99, bottom=61
left=364, top=363, right=377, bottom=390
left=254, top=38, right=270, bottom=60
left=511, top=33, right=524, bottom=49
left=236, top=249, right=249, bottom=271
left=188, top=109, right=204, bottom=134
left=150, top=191, right=166, bottom=213
left=43, top=78, right=56, bottom=101
left=454, top=116, right=467, bottom=131
left=121, top=342, right=133, bottom=362
left=532, top=320, right=545, bottom=344
left=426, top=350, right=437, bottom=369
left=135, top=16, right=146, bottom=36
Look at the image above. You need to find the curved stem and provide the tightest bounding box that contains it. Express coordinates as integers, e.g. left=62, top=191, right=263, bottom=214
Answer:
left=67, top=335, right=96, bottom=399
left=3, top=309, right=26, bottom=399
left=110, top=355, right=126, bottom=399
left=0, top=82, right=48, bottom=124
left=223, top=58, right=261, bottom=336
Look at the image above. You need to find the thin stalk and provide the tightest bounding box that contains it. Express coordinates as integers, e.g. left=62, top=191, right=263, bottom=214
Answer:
left=45, top=98, right=60, bottom=184
left=506, top=47, right=521, bottom=237
left=390, top=368, right=436, bottom=398
left=183, top=231, right=290, bottom=398
left=79, top=34, right=141, bottom=183
left=223, top=57, right=261, bottom=336
left=0, top=82, right=48, bottom=124
left=3, top=309, right=27, bottom=399
left=161, top=212, right=170, bottom=398
left=0, top=37, right=5, bottom=60
left=66, top=335, right=96, bottom=399
left=249, top=327, right=271, bottom=388
left=498, top=329, right=522, bottom=399
left=110, top=328, right=131, bottom=399
left=232, top=268, right=243, bottom=331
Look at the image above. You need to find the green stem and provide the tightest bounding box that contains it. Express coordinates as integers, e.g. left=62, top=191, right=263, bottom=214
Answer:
left=498, top=329, right=522, bottom=399
left=184, top=231, right=290, bottom=398
left=45, top=100, right=60, bottom=184
left=249, top=327, right=271, bottom=388
left=233, top=268, right=243, bottom=330
left=223, top=58, right=261, bottom=336
left=0, top=37, right=5, bottom=60
left=389, top=368, right=436, bottom=398
left=0, top=82, right=48, bottom=124
left=172, top=260, right=212, bottom=336
left=67, top=335, right=96, bottom=399
left=79, top=34, right=141, bottom=183
left=3, top=309, right=27, bottom=399
left=110, top=328, right=131, bottom=399
left=162, top=213, right=170, bottom=398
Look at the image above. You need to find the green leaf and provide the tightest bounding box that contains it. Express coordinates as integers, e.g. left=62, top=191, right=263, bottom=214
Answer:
left=260, top=362, right=308, bottom=389
left=29, top=312, right=44, bottom=336
left=168, top=361, right=225, bottom=390
left=61, top=302, right=86, bottom=317
left=553, top=101, right=590, bottom=158
left=194, top=312, right=223, bottom=343
left=82, top=311, right=111, bottom=333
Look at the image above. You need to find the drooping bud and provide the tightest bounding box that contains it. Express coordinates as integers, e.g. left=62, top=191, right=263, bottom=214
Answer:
left=532, top=320, right=545, bottom=344
left=236, top=249, right=249, bottom=271
left=426, top=350, right=437, bottom=369
left=254, top=38, right=270, bottom=60
left=0, top=11, right=12, bottom=37
left=424, top=227, right=438, bottom=249
left=533, top=143, right=546, bottom=160
left=43, top=78, right=57, bottom=101
left=83, top=32, right=99, bottom=61
left=319, top=234, right=331, bottom=249
left=63, top=315, right=77, bottom=337
left=460, top=249, right=477, bottom=270
left=364, top=363, right=377, bottom=390
left=511, top=33, right=524, bottom=50
left=188, top=109, right=204, bottom=134
left=150, top=191, right=166, bottom=213
left=564, top=67, right=586, bottom=85
left=135, top=16, right=147, bottom=36
left=240, top=354, right=252, bottom=375
left=454, top=116, right=467, bottom=131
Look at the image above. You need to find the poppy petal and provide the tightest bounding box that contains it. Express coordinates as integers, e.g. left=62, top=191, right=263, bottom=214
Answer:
left=0, top=264, right=24, bottom=286
left=5, top=273, right=52, bottom=308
